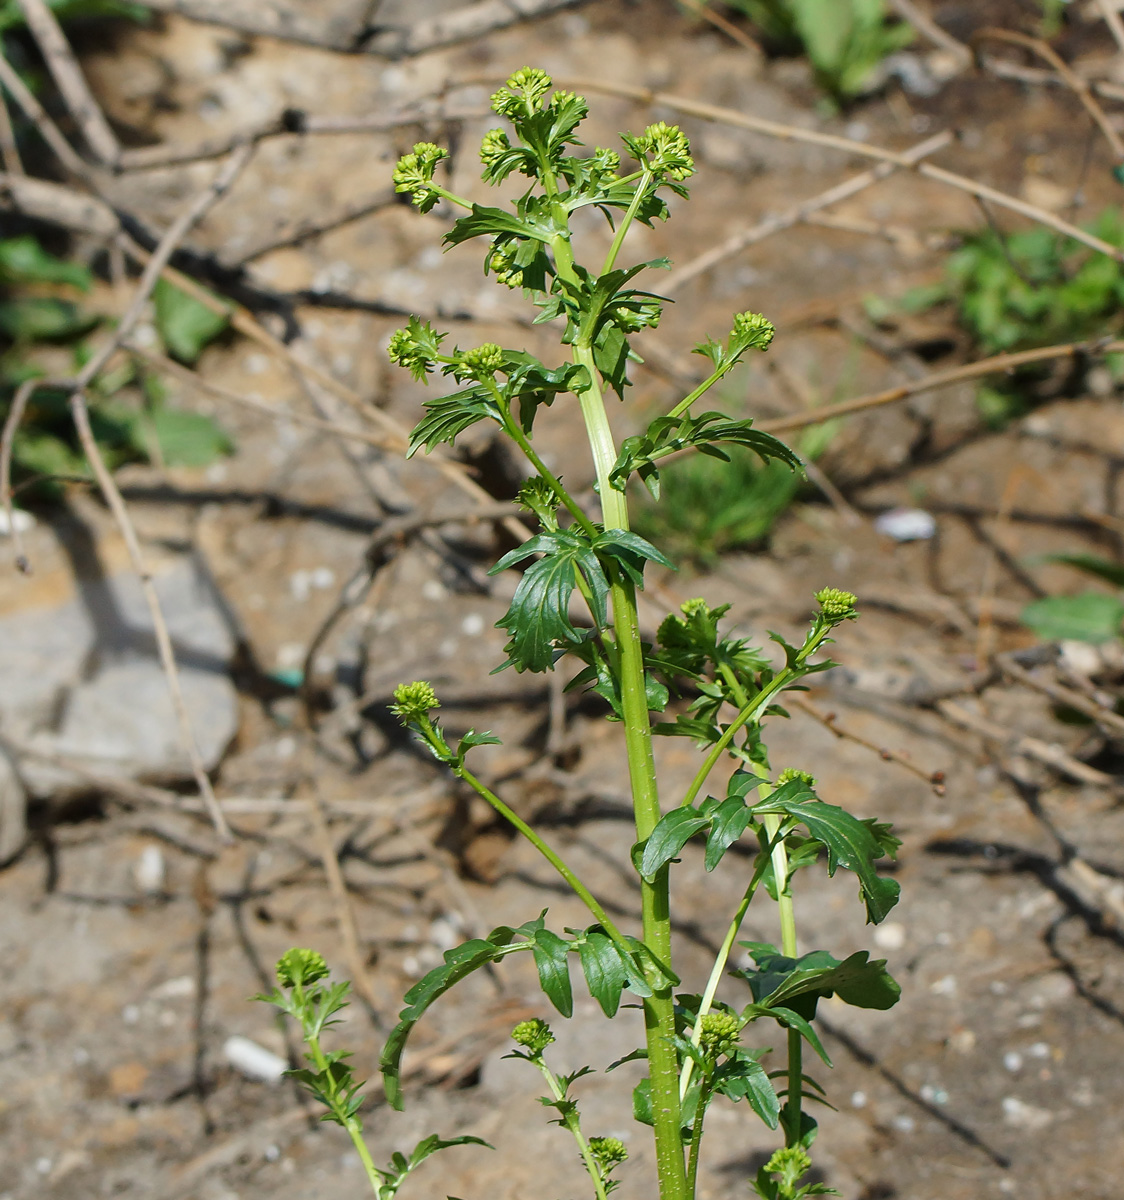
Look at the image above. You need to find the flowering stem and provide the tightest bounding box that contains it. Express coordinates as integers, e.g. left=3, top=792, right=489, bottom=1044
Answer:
left=529, top=1055, right=609, bottom=1200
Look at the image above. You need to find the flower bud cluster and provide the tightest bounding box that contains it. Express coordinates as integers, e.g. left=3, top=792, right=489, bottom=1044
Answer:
left=390, top=680, right=440, bottom=722
left=392, top=142, right=449, bottom=209
left=777, top=767, right=815, bottom=788
left=480, top=128, right=512, bottom=172
left=732, top=311, right=776, bottom=351
left=588, top=1136, right=628, bottom=1171
left=630, top=121, right=695, bottom=180
left=814, top=587, right=858, bottom=622
left=488, top=246, right=524, bottom=289
left=276, top=948, right=329, bottom=988
left=511, top=1017, right=555, bottom=1055
left=698, top=1010, right=741, bottom=1058
left=491, top=67, right=553, bottom=118
left=461, top=343, right=505, bottom=378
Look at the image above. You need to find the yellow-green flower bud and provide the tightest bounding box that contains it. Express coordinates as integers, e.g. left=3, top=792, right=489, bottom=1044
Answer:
left=698, top=1010, right=741, bottom=1057
left=462, top=343, right=504, bottom=377
left=777, top=767, right=815, bottom=788
left=391, top=680, right=440, bottom=722
left=480, top=128, right=511, bottom=171
left=732, top=311, right=775, bottom=351
left=588, top=1136, right=628, bottom=1171
left=511, top=1017, right=555, bottom=1055
left=815, top=586, right=858, bottom=621
left=392, top=142, right=448, bottom=207
left=491, top=67, right=553, bottom=118
left=763, top=1145, right=812, bottom=1190
left=639, top=121, right=694, bottom=180
left=276, top=947, right=329, bottom=988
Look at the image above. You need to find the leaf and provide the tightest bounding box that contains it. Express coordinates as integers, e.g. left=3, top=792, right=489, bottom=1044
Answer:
left=381, top=926, right=521, bottom=1109
left=532, top=928, right=574, bottom=1017
left=153, top=278, right=229, bottom=364
left=1021, top=592, right=1124, bottom=644
left=1044, top=553, right=1124, bottom=589
left=444, top=204, right=557, bottom=249
left=0, top=297, right=97, bottom=341
left=762, top=795, right=900, bottom=924
left=407, top=386, right=499, bottom=456
left=636, top=806, right=710, bottom=881
left=749, top=1004, right=832, bottom=1067
left=577, top=926, right=630, bottom=1016
left=738, top=947, right=900, bottom=1018
left=406, top=1134, right=493, bottom=1172
left=704, top=795, right=757, bottom=871
left=593, top=528, right=675, bottom=587
left=0, top=236, right=91, bottom=289
left=714, top=1048, right=779, bottom=1128
left=490, top=530, right=609, bottom=672
left=148, top=407, right=233, bottom=467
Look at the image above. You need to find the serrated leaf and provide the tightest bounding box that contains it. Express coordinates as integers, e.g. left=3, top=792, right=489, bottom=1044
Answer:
left=593, top=528, right=675, bottom=587
left=532, top=928, right=574, bottom=1017
left=444, top=204, right=557, bottom=248
left=704, top=795, right=757, bottom=871
left=749, top=1004, right=832, bottom=1067
left=739, top=947, right=900, bottom=1017
left=407, top=386, right=499, bottom=456
left=1021, top=591, right=1124, bottom=644
left=406, top=1134, right=492, bottom=1172
left=637, top=806, right=710, bottom=880
left=490, top=530, right=609, bottom=672
left=148, top=407, right=233, bottom=467
left=714, top=1048, right=779, bottom=1128
left=381, top=926, right=521, bottom=1109
left=761, top=795, right=900, bottom=924
left=153, top=278, right=229, bottom=364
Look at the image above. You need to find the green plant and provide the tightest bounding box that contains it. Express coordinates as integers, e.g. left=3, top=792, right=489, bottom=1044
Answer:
left=878, top=209, right=1124, bottom=426
left=1022, top=553, right=1124, bottom=644
left=255, top=949, right=489, bottom=1199
left=1, top=234, right=233, bottom=499
left=723, top=0, right=913, bottom=103
left=263, top=69, right=900, bottom=1200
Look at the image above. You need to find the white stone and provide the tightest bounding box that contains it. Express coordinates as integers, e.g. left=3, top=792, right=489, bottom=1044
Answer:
left=223, top=1035, right=288, bottom=1083
left=874, top=508, right=937, bottom=542
left=134, top=844, right=166, bottom=894
left=873, top=922, right=906, bottom=951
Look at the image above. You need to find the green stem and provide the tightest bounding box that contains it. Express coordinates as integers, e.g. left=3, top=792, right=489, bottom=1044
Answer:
left=301, top=1016, right=385, bottom=1199
left=601, top=168, right=653, bottom=275
left=665, top=362, right=737, bottom=420
left=533, top=1058, right=609, bottom=1200
left=714, top=664, right=801, bottom=1141
left=454, top=762, right=630, bottom=950
left=428, top=182, right=475, bottom=211
left=684, top=1076, right=711, bottom=1200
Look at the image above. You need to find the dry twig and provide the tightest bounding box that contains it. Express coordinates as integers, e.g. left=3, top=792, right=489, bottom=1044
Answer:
left=792, top=695, right=946, bottom=792
left=664, top=130, right=953, bottom=293
left=560, top=76, right=1124, bottom=262
left=0, top=378, right=35, bottom=573
left=0, top=49, right=90, bottom=179
left=887, top=0, right=971, bottom=66
left=759, top=338, right=1124, bottom=434
left=1094, top=0, right=1124, bottom=60
left=16, top=0, right=119, bottom=166
left=996, top=652, right=1124, bottom=741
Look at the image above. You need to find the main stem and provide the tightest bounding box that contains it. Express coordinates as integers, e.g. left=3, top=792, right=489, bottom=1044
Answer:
left=546, top=210, right=686, bottom=1197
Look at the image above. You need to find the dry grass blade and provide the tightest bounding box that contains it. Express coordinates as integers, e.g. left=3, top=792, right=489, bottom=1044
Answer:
left=759, top=339, right=1124, bottom=434
left=0, top=87, right=20, bottom=174
left=678, top=0, right=762, bottom=53
left=1094, top=0, right=1124, bottom=58
left=887, top=0, right=971, bottom=65
left=996, top=652, right=1124, bottom=740
left=16, top=0, right=119, bottom=166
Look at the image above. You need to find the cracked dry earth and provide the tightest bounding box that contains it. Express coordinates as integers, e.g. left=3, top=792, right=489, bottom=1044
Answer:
left=4, top=3, right=1124, bottom=1199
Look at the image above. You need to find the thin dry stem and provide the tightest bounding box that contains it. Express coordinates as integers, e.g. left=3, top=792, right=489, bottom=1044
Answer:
left=0, top=47, right=90, bottom=179
left=0, top=378, right=36, bottom=572
left=16, top=0, right=119, bottom=166
left=0, top=87, right=21, bottom=174
left=1094, top=0, right=1124, bottom=59
left=759, top=339, right=1124, bottom=434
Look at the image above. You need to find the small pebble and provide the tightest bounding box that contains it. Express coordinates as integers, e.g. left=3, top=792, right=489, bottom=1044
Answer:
left=873, top=922, right=906, bottom=951
left=850, top=1091, right=867, bottom=1108
left=874, top=508, right=937, bottom=542
left=1003, top=1051, right=1023, bottom=1073
left=122, top=1005, right=140, bottom=1025
left=462, top=613, right=486, bottom=636
left=134, top=844, right=165, bottom=894
left=0, top=508, right=34, bottom=537
left=223, top=1035, right=288, bottom=1084
left=891, top=1115, right=915, bottom=1133
left=930, top=974, right=957, bottom=996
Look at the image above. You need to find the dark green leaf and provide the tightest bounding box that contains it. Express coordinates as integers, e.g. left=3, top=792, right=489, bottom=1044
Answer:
left=762, top=795, right=900, bottom=924
left=637, top=806, right=711, bottom=881
left=153, top=279, right=229, bottom=364
left=0, top=236, right=90, bottom=289
left=1021, top=592, right=1124, bottom=644
left=0, top=297, right=97, bottom=341
left=704, top=795, right=757, bottom=871
left=577, top=927, right=629, bottom=1017
left=714, top=1048, right=779, bottom=1128
left=406, top=386, right=499, bottom=456
left=1044, top=553, right=1124, bottom=590
left=406, top=1134, right=492, bottom=1172
left=749, top=1004, right=832, bottom=1067
left=532, top=928, right=573, bottom=1017
left=444, top=204, right=557, bottom=248
left=381, top=926, right=521, bottom=1109
left=739, top=947, right=900, bottom=1016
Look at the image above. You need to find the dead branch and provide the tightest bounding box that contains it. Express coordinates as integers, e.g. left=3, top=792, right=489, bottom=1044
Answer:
left=63, top=146, right=255, bottom=841
left=0, top=81, right=20, bottom=174
left=759, top=338, right=1124, bottom=434
left=0, top=168, right=118, bottom=236
left=974, top=27, right=1124, bottom=162
left=0, top=44, right=90, bottom=179
left=996, top=652, right=1124, bottom=741
left=561, top=76, right=1124, bottom=262
left=936, top=698, right=1118, bottom=790
left=679, top=0, right=762, bottom=54
left=0, top=378, right=35, bottom=573
left=792, top=695, right=946, bottom=793
left=16, top=0, right=120, bottom=166
left=664, top=130, right=952, bottom=293
left=1093, top=0, right=1124, bottom=60
left=227, top=188, right=396, bottom=266
left=887, top=0, right=972, bottom=66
